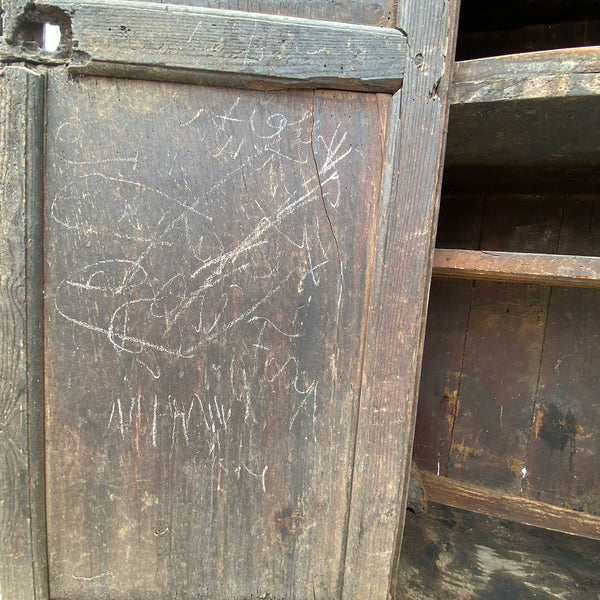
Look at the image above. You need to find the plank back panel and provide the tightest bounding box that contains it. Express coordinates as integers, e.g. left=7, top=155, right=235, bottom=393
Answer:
left=447, top=195, right=562, bottom=493
left=413, top=194, right=484, bottom=475
left=525, top=195, right=600, bottom=512
left=44, top=71, right=388, bottom=599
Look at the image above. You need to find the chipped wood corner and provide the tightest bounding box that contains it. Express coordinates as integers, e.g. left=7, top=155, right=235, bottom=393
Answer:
left=0, top=0, right=72, bottom=62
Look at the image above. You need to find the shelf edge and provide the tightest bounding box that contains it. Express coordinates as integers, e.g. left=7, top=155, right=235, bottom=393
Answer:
left=421, top=472, right=600, bottom=541
left=433, top=249, right=600, bottom=288
left=451, top=47, right=600, bottom=103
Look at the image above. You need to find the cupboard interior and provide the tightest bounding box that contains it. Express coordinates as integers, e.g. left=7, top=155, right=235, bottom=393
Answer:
left=399, top=1, right=600, bottom=597
left=456, top=0, right=600, bottom=60
left=401, top=132, right=600, bottom=600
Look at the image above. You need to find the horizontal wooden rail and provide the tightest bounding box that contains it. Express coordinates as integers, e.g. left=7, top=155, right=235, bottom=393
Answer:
left=0, top=0, right=406, bottom=92
left=433, top=249, right=600, bottom=288
left=451, top=46, right=600, bottom=104
left=421, top=472, right=600, bottom=541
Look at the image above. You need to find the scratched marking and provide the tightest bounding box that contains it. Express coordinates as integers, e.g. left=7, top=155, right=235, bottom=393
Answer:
left=50, top=97, right=352, bottom=489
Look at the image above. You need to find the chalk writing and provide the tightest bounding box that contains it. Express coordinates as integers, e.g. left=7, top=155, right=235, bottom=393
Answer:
left=51, top=97, right=351, bottom=489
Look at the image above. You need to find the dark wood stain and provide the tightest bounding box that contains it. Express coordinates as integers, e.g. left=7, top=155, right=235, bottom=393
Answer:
left=446, top=195, right=562, bottom=493
left=416, top=192, right=600, bottom=515
left=397, top=503, right=600, bottom=600
left=536, top=403, right=578, bottom=453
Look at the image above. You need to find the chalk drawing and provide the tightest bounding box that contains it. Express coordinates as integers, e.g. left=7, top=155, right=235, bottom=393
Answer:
left=51, top=97, right=352, bottom=489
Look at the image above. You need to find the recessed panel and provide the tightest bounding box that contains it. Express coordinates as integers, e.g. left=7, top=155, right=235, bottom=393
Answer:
left=44, top=71, right=388, bottom=599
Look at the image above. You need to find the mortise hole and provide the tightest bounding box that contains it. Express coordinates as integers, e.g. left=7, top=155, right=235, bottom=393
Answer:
left=43, top=22, right=62, bottom=52
left=13, top=6, right=72, bottom=56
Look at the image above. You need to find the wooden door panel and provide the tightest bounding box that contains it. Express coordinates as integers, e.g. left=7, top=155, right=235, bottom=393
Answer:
left=44, top=71, right=389, bottom=599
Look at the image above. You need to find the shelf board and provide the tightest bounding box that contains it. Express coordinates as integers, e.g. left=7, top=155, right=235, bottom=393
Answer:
left=433, top=249, right=600, bottom=288
left=421, top=472, right=600, bottom=541
left=451, top=46, right=600, bottom=104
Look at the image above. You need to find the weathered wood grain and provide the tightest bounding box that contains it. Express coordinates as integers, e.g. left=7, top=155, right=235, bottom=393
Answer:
left=421, top=472, right=600, bottom=541
left=525, top=288, right=600, bottom=515
left=44, top=70, right=389, bottom=600
left=452, top=47, right=600, bottom=104
left=523, top=204, right=600, bottom=514
left=412, top=278, right=472, bottom=477
left=2, top=0, right=407, bottom=92
left=446, top=195, right=563, bottom=493
left=0, top=66, right=48, bottom=600
left=341, top=1, right=461, bottom=597
left=121, top=0, right=398, bottom=28
left=413, top=194, right=484, bottom=475
left=446, top=280, right=549, bottom=492
left=434, top=249, right=600, bottom=288
left=398, top=502, right=600, bottom=599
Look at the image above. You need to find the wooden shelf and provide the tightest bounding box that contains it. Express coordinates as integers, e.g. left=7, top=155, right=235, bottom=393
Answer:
left=451, top=47, right=600, bottom=104
left=421, top=472, right=600, bottom=541
left=444, top=47, right=600, bottom=192
left=433, top=249, right=600, bottom=288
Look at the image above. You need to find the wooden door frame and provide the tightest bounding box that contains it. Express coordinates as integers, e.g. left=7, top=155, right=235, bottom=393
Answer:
left=0, top=1, right=460, bottom=597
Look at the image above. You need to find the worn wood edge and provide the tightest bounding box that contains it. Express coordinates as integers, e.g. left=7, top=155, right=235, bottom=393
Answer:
left=2, top=0, right=406, bottom=92
left=24, top=66, right=49, bottom=600
left=422, top=472, right=600, bottom=541
left=339, top=91, right=403, bottom=600
left=455, top=47, right=600, bottom=82
left=451, top=47, right=600, bottom=103
left=341, top=0, right=461, bottom=597
left=433, top=249, right=600, bottom=288
left=0, top=65, right=49, bottom=600
left=386, top=1, right=461, bottom=594
left=0, top=0, right=28, bottom=43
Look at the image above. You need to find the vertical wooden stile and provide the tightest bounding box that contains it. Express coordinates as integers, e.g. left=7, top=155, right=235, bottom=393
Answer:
left=0, top=66, right=48, bottom=600
left=343, top=1, right=461, bottom=597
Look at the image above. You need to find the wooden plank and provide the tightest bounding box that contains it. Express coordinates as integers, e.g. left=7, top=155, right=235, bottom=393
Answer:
left=413, top=194, right=484, bottom=476
left=397, top=501, right=600, bottom=600
left=445, top=96, right=600, bottom=180
left=1, top=0, right=397, bottom=37
left=114, top=0, right=397, bottom=28
left=421, top=472, right=600, bottom=541
left=0, top=66, right=48, bottom=600
left=44, top=71, right=389, bottom=600
left=433, top=249, right=600, bottom=288
left=341, top=0, right=461, bottom=597
left=446, top=195, right=563, bottom=493
left=1, top=0, right=407, bottom=92
left=524, top=199, right=600, bottom=515
left=524, top=287, right=600, bottom=514
left=412, top=278, right=472, bottom=476
left=452, top=47, right=600, bottom=104
left=557, top=195, right=600, bottom=257
left=446, top=280, right=550, bottom=492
